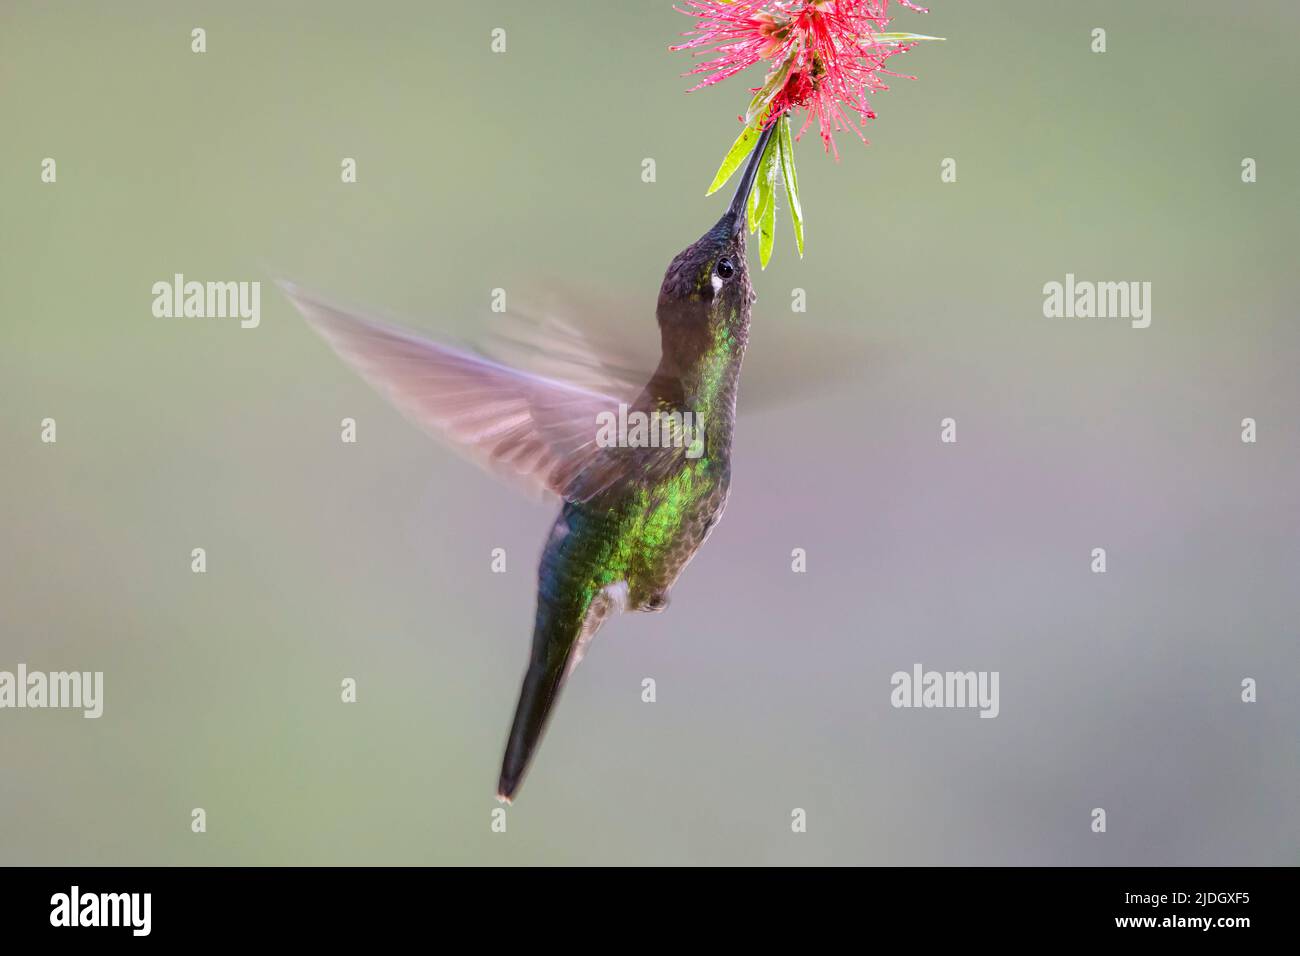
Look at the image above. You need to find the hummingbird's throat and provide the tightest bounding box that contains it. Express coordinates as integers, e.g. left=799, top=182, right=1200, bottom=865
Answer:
left=655, top=304, right=747, bottom=432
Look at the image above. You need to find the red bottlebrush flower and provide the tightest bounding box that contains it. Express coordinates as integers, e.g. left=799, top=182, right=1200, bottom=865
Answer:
left=674, top=0, right=929, bottom=157
left=677, top=1, right=939, bottom=268
left=672, top=0, right=791, bottom=91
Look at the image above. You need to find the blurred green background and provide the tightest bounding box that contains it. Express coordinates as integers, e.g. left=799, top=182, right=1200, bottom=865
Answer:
left=2, top=0, right=1297, bottom=865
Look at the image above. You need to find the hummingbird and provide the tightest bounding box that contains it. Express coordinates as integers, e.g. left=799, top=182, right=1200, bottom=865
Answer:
left=281, top=122, right=778, bottom=803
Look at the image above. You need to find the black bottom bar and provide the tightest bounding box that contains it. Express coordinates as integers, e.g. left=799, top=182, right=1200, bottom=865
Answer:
left=0, top=866, right=1284, bottom=941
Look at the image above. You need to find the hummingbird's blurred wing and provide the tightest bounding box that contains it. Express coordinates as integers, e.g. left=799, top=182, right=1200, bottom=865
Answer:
left=478, top=285, right=655, bottom=401
left=280, top=281, right=626, bottom=503
left=487, top=282, right=876, bottom=414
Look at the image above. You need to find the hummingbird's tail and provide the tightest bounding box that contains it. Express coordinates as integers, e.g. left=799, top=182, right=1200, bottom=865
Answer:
left=497, top=656, right=569, bottom=804
left=497, top=586, right=616, bottom=803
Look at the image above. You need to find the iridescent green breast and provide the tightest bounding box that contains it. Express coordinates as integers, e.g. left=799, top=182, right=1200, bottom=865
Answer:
left=538, top=452, right=728, bottom=616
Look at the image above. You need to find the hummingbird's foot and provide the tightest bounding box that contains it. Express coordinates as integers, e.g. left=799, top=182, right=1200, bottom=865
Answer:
left=641, top=591, right=671, bottom=613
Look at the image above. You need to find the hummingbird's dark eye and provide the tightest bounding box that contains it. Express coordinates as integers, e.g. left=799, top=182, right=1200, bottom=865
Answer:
left=715, top=257, right=735, bottom=280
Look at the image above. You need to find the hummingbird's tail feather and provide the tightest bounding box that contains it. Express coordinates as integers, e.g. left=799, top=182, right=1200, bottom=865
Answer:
left=497, top=655, right=569, bottom=804
left=497, top=586, right=617, bottom=802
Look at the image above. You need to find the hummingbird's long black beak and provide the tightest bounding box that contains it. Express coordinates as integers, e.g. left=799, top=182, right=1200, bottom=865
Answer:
left=726, top=121, right=779, bottom=233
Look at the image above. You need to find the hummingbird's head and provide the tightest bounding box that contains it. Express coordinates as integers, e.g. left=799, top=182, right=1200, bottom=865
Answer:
left=656, top=212, right=751, bottom=327
left=656, top=123, right=776, bottom=357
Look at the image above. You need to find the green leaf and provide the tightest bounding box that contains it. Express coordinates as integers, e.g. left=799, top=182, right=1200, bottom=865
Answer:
left=758, top=175, right=777, bottom=269
left=779, top=113, right=800, bottom=194
left=745, top=57, right=791, bottom=126
left=757, top=133, right=779, bottom=269
left=777, top=114, right=804, bottom=257
left=706, top=114, right=767, bottom=197
left=747, top=125, right=777, bottom=237
left=742, top=88, right=769, bottom=128
left=861, top=32, right=946, bottom=44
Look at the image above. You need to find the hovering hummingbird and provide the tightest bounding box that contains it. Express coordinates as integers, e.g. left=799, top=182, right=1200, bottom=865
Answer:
left=282, top=122, right=778, bottom=802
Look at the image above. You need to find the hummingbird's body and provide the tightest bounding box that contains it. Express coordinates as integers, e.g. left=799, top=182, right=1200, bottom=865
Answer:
left=502, top=313, right=748, bottom=797
left=283, top=123, right=774, bottom=803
